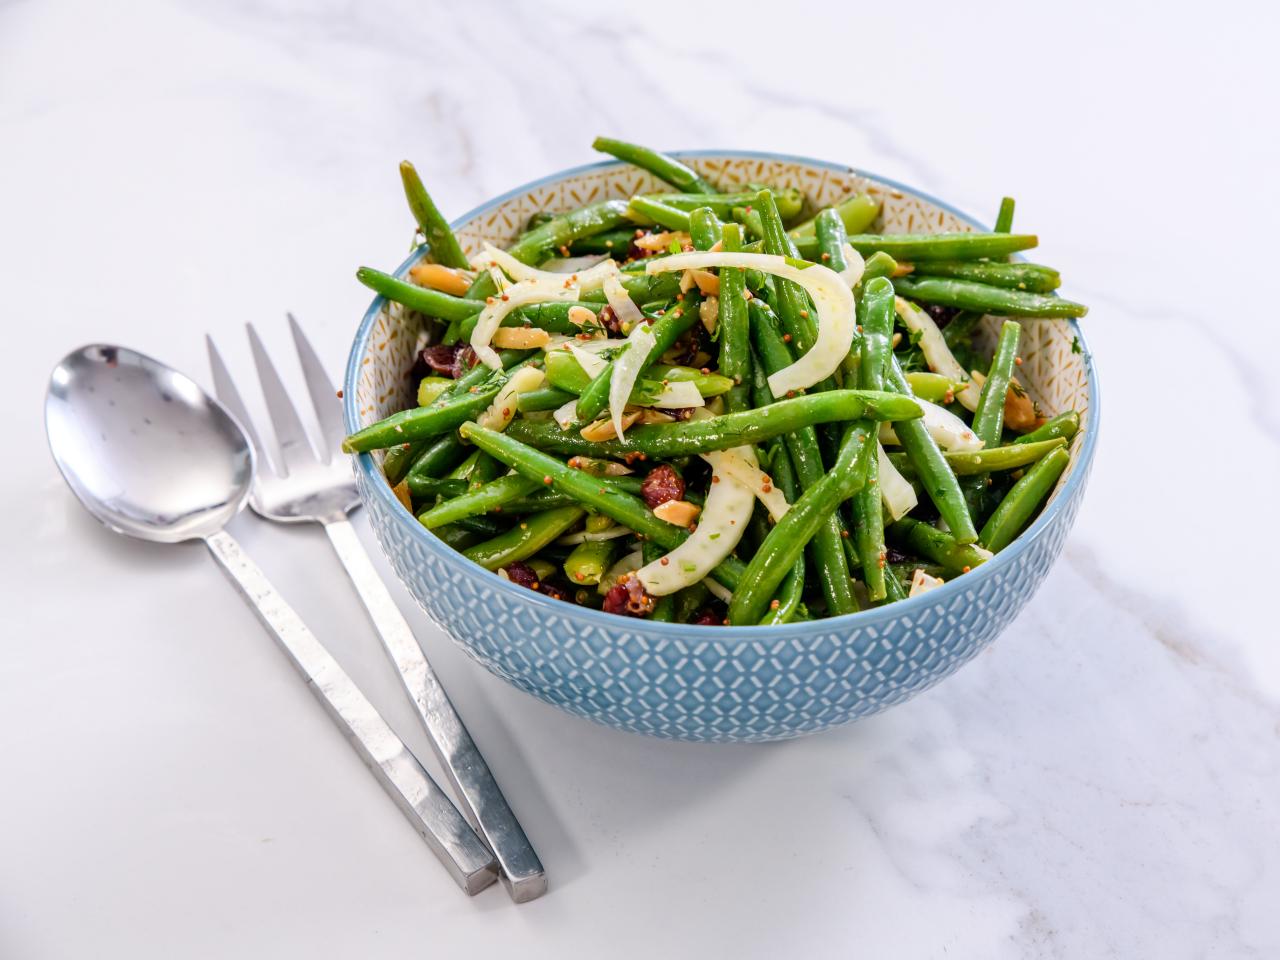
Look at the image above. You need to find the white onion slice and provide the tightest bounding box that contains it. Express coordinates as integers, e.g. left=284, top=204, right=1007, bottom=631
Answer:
left=645, top=252, right=854, bottom=396
left=894, top=297, right=981, bottom=411
left=556, top=526, right=633, bottom=545
left=552, top=398, right=579, bottom=430
left=700, top=448, right=790, bottom=521
left=472, top=242, right=619, bottom=293
left=476, top=366, right=545, bottom=432
left=598, top=548, right=644, bottom=595
left=538, top=253, right=610, bottom=274
left=877, top=443, right=917, bottom=521
left=469, top=278, right=578, bottom=370
left=649, top=379, right=703, bottom=409
left=838, top=242, right=865, bottom=288
left=635, top=463, right=754, bottom=597
left=603, top=275, right=645, bottom=331
left=704, top=579, right=734, bottom=604
left=566, top=341, right=609, bottom=379
left=608, top=312, right=656, bottom=440
left=879, top=398, right=983, bottom=452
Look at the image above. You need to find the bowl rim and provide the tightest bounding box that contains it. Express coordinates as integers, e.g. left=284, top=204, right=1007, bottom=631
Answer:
left=344, top=149, right=1100, bottom=638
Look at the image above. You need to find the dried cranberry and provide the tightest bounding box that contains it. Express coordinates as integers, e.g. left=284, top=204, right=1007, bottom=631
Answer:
left=884, top=545, right=911, bottom=565
left=640, top=464, right=684, bottom=509
left=538, top=582, right=572, bottom=604
left=598, top=305, right=622, bottom=336
left=420, top=343, right=474, bottom=379
left=602, top=576, right=655, bottom=618
left=923, top=303, right=960, bottom=329
left=503, top=562, right=540, bottom=590
left=693, top=607, right=722, bottom=626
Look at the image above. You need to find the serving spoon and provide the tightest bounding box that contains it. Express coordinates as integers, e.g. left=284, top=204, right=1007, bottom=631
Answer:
left=44, top=344, right=497, bottom=895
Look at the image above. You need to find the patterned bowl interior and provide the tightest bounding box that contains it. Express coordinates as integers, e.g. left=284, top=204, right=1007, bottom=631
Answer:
left=346, top=153, right=1095, bottom=742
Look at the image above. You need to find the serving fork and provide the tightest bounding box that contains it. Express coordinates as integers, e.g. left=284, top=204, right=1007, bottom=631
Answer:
left=207, top=316, right=545, bottom=902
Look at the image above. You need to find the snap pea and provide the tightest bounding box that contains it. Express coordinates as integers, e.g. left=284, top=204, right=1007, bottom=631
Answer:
left=688, top=206, right=724, bottom=251
left=961, top=320, right=1021, bottom=515
left=505, top=200, right=632, bottom=265
left=847, top=232, right=1038, bottom=261
left=592, top=137, right=718, bottom=193
left=399, top=160, right=470, bottom=270
left=564, top=539, right=618, bottom=586
left=462, top=506, right=586, bottom=570
left=574, top=296, right=701, bottom=422
left=853, top=277, right=895, bottom=601
left=728, top=425, right=874, bottom=625
left=908, top=260, right=1061, bottom=293
left=904, top=371, right=962, bottom=403
left=893, top=276, right=1087, bottom=318
left=886, top=518, right=990, bottom=575
left=884, top=355, right=978, bottom=543
left=628, top=196, right=692, bottom=232
left=1015, top=411, right=1080, bottom=445
left=750, top=308, right=858, bottom=616
left=461, top=422, right=746, bottom=591
left=789, top=193, right=880, bottom=243
left=980, top=447, right=1070, bottom=551
left=508, top=389, right=920, bottom=459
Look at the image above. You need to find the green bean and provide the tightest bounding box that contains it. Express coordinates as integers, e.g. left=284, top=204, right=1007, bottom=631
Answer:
left=570, top=228, right=636, bottom=257
left=462, top=506, right=586, bottom=570
left=404, top=433, right=469, bottom=482
left=628, top=196, right=692, bottom=231
left=504, top=475, right=644, bottom=513
left=755, top=189, right=816, bottom=349
left=717, top=222, right=752, bottom=412
left=357, top=266, right=483, bottom=323
left=859, top=251, right=899, bottom=283
left=980, top=447, right=1070, bottom=551
left=418, top=474, right=543, bottom=528
left=417, top=376, right=452, bottom=406
left=458, top=422, right=746, bottom=589
left=643, top=541, right=677, bottom=622
left=592, top=137, right=718, bottom=193
left=505, top=200, right=631, bottom=265
left=382, top=441, right=424, bottom=485
left=638, top=189, right=804, bottom=221
left=564, top=539, right=618, bottom=586
left=887, top=518, right=989, bottom=575
left=1015, top=411, right=1080, bottom=445
left=728, top=425, right=875, bottom=625
left=789, top=193, right=880, bottom=242
left=674, top=581, right=712, bottom=623
left=432, top=524, right=481, bottom=551
left=846, top=232, right=1038, bottom=261
left=575, top=296, right=701, bottom=422
left=546, top=352, right=731, bottom=400
left=450, top=514, right=506, bottom=537
left=814, top=208, right=849, bottom=273
left=399, top=160, right=469, bottom=270
left=456, top=300, right=602, bottom=341
left=852, top=277, right=894, bottom=601
left=880, top=562, right=909, bottom=605
left=517, top=386, right=575, bottom=412
left=579, top=271, right=683, bottom=306
left=343, top=359, right=535, bottom=452
left=405, top=476, right=469, bottom=501
left=893, top=437, right=1067, bottom=475
left=893, top=276, right=1087, bottom=318
left=750, top=309, right=857, bottom=616
left=884, top=354, right=978, bottom=543
left=750, top=382, right=806, bottom=624
left=961, top=320, right=1021, bottom=514
left=909, top=260, right=1060, bottom=293
left=994, top=196, right=1016, bottom=234
left=508, top=388, right=920, bottom=459
left=688, top=206, right=724, bottom=251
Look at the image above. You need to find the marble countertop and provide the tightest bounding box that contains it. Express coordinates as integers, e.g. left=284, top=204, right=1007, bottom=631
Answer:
left=3, top=1, right=1277, bottom=956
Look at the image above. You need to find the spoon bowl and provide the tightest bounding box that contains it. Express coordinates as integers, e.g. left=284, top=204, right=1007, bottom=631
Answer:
left=45, top=344, right=253, bottom=544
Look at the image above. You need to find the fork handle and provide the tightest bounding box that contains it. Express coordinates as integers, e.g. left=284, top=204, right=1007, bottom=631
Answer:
left=203, top=528, right=498, bottom=896
left=322, top=517, right=547, bottom=903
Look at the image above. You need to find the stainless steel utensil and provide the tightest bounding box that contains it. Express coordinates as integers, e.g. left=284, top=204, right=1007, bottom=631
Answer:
left=44, top=343, right=497, bottom=896
left=206, top=317, right=546, bottom=903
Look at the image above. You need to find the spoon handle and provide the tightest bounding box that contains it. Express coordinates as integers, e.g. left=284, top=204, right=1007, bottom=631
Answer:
left=322, top=516, right=547, bottom=902
left=202, top=529, right=498, bottom=896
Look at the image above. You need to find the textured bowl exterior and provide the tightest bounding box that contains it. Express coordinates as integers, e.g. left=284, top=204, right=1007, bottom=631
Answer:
left=344, top=152, right=1099, bottom=742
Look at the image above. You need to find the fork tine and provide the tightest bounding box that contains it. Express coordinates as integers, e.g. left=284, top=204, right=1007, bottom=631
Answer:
left=207, top=335, right=275, bottom=474
left=247, top=323, right=318, bottom=476
left=287, top=313, right=345, bottom=461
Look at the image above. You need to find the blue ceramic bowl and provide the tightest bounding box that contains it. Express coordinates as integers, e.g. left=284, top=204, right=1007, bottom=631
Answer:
left=344, top=152, right=1099, bottom=742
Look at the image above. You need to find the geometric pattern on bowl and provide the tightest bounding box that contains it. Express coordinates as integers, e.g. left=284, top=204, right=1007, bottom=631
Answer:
left=345, top=152, right=1099, bottom=741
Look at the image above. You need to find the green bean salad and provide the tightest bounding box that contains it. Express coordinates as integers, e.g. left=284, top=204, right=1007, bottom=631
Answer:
left=344, top=137, right=1088, bottom=626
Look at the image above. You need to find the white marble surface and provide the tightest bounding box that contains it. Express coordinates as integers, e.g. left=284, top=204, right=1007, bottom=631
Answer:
left=3, top=1, right=1278, bottom=956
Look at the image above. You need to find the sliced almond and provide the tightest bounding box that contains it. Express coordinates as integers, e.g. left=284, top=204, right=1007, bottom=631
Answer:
left=891, top=261, right=915, bottom=278
left=970, top=371, right=1038, bottom=431
left=636, top=408, right=675, bottom=425
left=634, top=230, right=690, bottom=253
left=567, top=455, right=633, bottom=476
left=652, top=499, right=701, bottom=528
left=679, top=270, right=696, bottom=293
left=689, top=269, right=720, bottom=296
left=580, top=411, right=640, bottom=442
left=391, top=479, right=412, bottom=512
left=567, top=305, right=599, bottom=327
left=492, top=327, right=551, bottom=349
left=699, top=296, right=719, bottom=335
left=408, top=262, right=472, bottom=297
